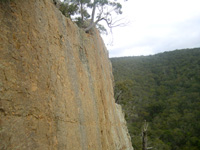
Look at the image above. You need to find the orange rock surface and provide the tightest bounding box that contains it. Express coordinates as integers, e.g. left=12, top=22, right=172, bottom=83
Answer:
left=0, top=0, right=133, bottom=149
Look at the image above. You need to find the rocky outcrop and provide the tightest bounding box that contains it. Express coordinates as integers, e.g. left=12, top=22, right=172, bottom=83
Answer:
left=0, top=0, right=133, bottom=149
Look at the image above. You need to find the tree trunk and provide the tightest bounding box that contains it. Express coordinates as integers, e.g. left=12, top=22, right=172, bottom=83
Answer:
left=85, top=1, right=97, bottom=32
left=84, top=22, right=96, bottom=32
left=142, top=121, right=148, bottom=150
left=80, top=1, right=83, bottom=22
left=142, top=129, right=147, bottom=150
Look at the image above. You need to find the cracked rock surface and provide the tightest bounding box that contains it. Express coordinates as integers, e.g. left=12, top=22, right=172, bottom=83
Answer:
left=0, top=0, right=133, bottom=150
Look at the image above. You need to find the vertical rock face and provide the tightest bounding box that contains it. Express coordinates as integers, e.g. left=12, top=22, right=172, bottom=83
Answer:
left=0, top=0, right=133, bottom=150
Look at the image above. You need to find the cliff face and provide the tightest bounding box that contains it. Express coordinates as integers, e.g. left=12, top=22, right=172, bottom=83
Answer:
left=0, top=0, right=133, bottom=150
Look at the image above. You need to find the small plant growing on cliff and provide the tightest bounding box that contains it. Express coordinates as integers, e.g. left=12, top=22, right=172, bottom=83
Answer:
left=61, top=0, right=128, bottom=33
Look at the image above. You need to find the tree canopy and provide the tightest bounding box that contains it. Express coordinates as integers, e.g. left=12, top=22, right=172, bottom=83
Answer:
left=61, top=0, right=126, bottom=32
left=111, top=48, right=200, bottom=150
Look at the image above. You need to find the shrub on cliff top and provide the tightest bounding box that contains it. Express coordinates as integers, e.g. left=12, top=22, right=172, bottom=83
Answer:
left=59, top=2, right=79, bottom=19
left=60, top=0, right=128, bottom=33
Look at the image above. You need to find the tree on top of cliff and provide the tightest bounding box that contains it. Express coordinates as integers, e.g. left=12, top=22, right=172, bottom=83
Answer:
left=62, top=0, right=128, bottom=33
left=59, top=2, right=79, bottom=19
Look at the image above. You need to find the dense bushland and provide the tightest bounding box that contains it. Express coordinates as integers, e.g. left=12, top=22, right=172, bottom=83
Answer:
left=111, top=48, right=200, bottom=150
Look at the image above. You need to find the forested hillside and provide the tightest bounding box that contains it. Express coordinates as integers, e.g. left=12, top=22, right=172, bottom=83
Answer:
left=111, top=48, right=200, bottom=150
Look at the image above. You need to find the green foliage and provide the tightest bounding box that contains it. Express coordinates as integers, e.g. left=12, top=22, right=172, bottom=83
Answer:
left=70, top=0, right=90, bottom=22
left=111, top=48, right=200, bottom=150
left=59, top=2, right=78, bottom=18
left=96, top=23, right=108, bottom=34
left=61, top=0, right=124, bottom=32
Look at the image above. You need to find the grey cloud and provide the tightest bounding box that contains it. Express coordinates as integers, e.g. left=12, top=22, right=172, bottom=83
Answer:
left=109, top=15, right=200, bottom=57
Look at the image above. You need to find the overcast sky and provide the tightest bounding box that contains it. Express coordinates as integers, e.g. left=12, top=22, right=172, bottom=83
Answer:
left=101, top=0, right=200, bottom=57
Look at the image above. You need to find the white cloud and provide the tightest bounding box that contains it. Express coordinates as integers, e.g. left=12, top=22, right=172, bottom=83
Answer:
left=102, top=0, right=200, bottom=57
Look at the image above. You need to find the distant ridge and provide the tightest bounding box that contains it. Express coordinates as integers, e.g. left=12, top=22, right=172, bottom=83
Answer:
left=111, top=47, right=200, bottom=150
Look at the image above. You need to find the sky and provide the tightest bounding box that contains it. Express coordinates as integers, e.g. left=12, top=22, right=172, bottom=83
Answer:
left=101, top=0, right=200, bottom=57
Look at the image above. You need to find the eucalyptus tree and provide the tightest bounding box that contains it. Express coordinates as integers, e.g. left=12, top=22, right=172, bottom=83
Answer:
left=69, top=0, right=91, bottom=23
left=84, top=0, right=124, bottom=32
left=64, top=0, right=127, bottom=32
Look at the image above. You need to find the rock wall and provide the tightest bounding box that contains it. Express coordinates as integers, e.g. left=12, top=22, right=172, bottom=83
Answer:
left=0, top=0, right=133, bottom=150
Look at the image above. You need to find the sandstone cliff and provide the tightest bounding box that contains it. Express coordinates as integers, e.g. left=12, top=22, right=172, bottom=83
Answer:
left=0, top=0, right=133, bottom=149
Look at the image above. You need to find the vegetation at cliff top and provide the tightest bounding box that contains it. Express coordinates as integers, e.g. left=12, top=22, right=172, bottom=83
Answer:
left=111, top=48, right=200, bottom=150
left=59, top=0, right=127, bottom=33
